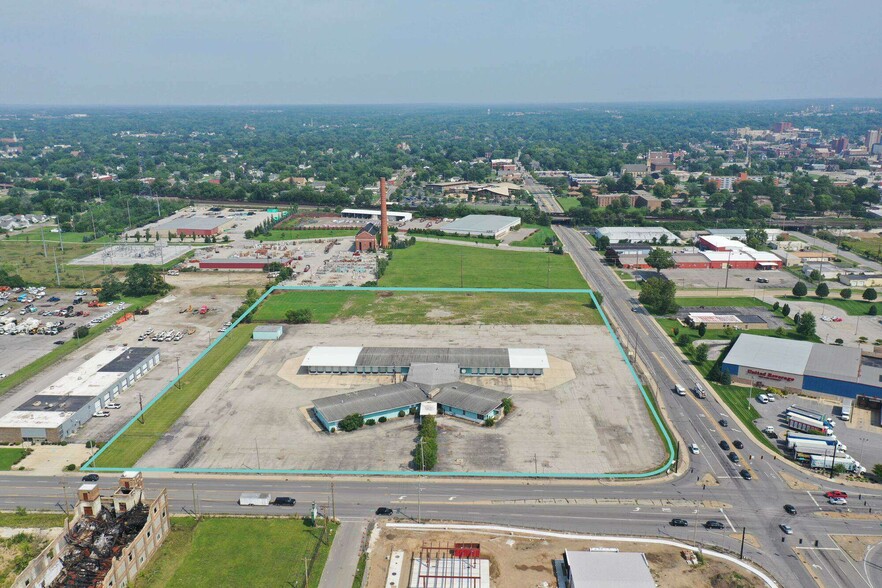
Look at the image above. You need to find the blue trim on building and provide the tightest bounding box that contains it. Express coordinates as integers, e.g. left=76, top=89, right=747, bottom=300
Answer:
left=723, top=362, right=882, bottom=400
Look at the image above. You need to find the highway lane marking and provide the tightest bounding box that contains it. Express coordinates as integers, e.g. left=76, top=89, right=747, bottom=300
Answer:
left=807, top=491, right=820, bottom=508
left=719, top=508, right=736, bottom=532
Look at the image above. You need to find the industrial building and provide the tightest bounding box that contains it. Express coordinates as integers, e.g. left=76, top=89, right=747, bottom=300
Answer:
left=696, top=235, right=783, bottom=269
left=156, top=216, right=229, bottom=237
left=683, top=311, right=768, bottom=330
left=341, top=208, right=413, bottom=223
left=438, top=215, right=521, bottom=239
left=13, top=471, right=168, bottom=588
left=302, top=346, right=549, bottom=376
left=722, top=334, right=882, bottom=399
left=305, top=346, right=544, bottom=431
left=803, top=261, right=843, bottom=280
left=0, top=347, right=160, bottom=443
left=355, top=222, right=380, bottom=252
left=562, top=550, right=655, bottom=588
left=840, top=272, right=882, bottom=288
left=593, top=226, right=679, bottom=244
left=253, top=325, right=284, bottom=340
left=705, top=228, right=784, bottom=241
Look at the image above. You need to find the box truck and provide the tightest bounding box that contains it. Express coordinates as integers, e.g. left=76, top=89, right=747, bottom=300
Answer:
left=239, top=492, right=271, bottom=506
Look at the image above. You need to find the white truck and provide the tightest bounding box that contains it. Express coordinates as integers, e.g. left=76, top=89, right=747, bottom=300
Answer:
left=840, top=399, right=852, bottom=421
left=808, top=454, right=865, bottom=474
left=238, top=492, right=271, bottom=506
left=786, top=432, right=845, bottom=452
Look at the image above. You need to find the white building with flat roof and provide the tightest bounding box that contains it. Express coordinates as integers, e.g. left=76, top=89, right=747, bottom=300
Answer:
left=340, top=208, right=413, bottom=222
left=439, top=215, right=522, bottom=239
left=594, top=226, right=680, bottom=244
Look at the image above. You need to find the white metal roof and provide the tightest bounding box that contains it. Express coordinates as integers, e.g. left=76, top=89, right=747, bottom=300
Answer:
left=0, top=410, right=80, bottom=429
left=302, top=346, right=363, bottom=367
left=565, top=551, right=655, bottom=588
left=724, top=334, right=814, bottom=375
left=594, top=227, right=679, bottom=244
left=341, top=208, right=413, bottom=221
left=508, top=348, right=550, bottom=369
left=439, top=215, right=521, bottom=235
left=700, top=235, right=749, bottom=250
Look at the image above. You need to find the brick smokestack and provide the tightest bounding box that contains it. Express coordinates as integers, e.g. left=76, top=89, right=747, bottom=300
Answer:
left=380, top=177, right=389, bottom=248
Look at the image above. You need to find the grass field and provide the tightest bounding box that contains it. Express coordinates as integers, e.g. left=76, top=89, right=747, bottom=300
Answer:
left=0, top=512, right=67, bottom=528
left=256, top=229, right=358, bottom=241
left=555, top=196, right=582, bottom=211
left=412, top=233, right=500, bottom=245
left=135, top=517, right=335, bottom=588
left=0, top=531, right=50, bottom=587
left=510, top=224, right=556, bottom=248
left=782, top=295, right=878, bottom=316
left=378, top=242, right=587, bottom=289
left=253, top=290, right=601, bottom=325
left=0, top=448, right=28, bottom=470
left=92, top=325, right=254, bottom=468
left=0, top=294, right=160, bottom=397
left=4, top=231, right=113, bottom=243
left=0, top=239, right=108, bottom=285
left=674, top=296, right=771, bottom=310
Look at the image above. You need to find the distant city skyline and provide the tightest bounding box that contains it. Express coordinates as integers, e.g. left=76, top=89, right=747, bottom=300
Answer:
left=1, top=0, right=881, bottom=106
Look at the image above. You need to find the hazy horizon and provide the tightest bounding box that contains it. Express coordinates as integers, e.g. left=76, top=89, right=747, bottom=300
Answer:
left=3, top=0, right=881, bottom=106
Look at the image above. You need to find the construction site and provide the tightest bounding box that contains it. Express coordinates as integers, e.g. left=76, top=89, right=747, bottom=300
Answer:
left=69, top=243, right=196, bottom=266
left=13, top=471, right=169, bottom=588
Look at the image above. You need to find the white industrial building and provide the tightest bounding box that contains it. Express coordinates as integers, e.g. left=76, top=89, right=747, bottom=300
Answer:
left=563, top=550, right=655, bottom=588
left=0, top=347, right=160, bottom=444
left=438, top=215, right=522, bottom=239
left=341, top=208, right=413, bottom=223
left=593, top=226, right=680, bottom=244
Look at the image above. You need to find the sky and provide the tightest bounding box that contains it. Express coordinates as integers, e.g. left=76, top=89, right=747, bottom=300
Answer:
left=2, top=0, right=880, bottom=105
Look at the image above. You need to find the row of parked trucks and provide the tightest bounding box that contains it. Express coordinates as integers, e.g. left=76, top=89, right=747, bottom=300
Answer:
left=784, top=427, right=865, bottom=475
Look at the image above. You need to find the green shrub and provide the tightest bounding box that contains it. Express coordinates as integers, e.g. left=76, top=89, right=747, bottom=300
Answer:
left=365, top=419, right=376, bottom=426
left=398, top=410, right=405, bottom=418
left=64, top=464, right=76, bottom=471
left=338, top=413, right=365, bottom=432
left=378, top=416, right=387, bottom=423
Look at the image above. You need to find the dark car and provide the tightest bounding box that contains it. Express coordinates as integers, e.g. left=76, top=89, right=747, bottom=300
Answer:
left=272, top=497, right=296, bottom=506
left=670, top=518, right=689, bottom=527
left=767, top=431, right=779, bottom=439
left=54, top=340, right=64, bottom=345
left=784, top=504, right=797, bottom=515
left=719, top=440, right=730, bottom=451
left=728, top=452, right=740, bottom=463
left=81, top=473, right=99, bottom=482
left=704, top=520, right=725, bottom=529
left=376, top=507, right=394, bottom=516
left=733, top=440, right=744, bottom=449
left=719, top=419, right=729, bottom=427
left=740, top=469, right=752, bottom=480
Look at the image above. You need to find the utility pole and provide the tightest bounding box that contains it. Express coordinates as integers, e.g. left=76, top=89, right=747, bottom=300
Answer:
left=255, top=439, right=261, bottom=470
left=40, top=226, right=48, bottom=257
left=739, top=527, right=746, bottom=560
left=418, top=439, right=424, bottom=524
left=175, top=357, right=181, bottom=388
left=331, top=482, right=336, bottom=521
left=192, top=483, right=199, bottom=520
left=53, top=250, right=61, bottom=286
left=460, top=254, right=463, bottom=288
left=138, top=393, right=145, bottom=424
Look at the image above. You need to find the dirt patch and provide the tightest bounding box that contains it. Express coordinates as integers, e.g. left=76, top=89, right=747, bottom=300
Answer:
left=831, top=534, right=882, bottom=561
left=727, top=533, right=762, bottom=549
left=365, top=527, right=765, bottom=588
left=779, top=470, right=820, bottom=491
left=701, top=473, right=720, bottom=487
left=815, top=511, right=882, bottom=521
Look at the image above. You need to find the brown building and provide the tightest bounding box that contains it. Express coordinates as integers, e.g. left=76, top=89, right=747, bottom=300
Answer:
left=355, top=222, right=379, bottom=252
left=14, top=471, right=168, bottom=588
left=594, top=193, right=637, bottom=208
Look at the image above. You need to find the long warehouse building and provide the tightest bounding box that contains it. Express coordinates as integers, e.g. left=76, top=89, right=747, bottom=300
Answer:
left=302, top=346, right=549, bottom=376
left=0, top=347, right=160, bottom=443
left=722, top=334, right=882, bottom=399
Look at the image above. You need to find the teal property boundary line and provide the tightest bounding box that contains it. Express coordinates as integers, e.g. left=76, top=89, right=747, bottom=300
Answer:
left=83, top=286, right=676, bottom=478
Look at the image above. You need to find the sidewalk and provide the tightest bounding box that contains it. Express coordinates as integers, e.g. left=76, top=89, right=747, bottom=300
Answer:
left=319, top=520, right=367, bottom=588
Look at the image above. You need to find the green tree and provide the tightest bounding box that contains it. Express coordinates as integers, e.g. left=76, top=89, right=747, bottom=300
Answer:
left=638, top=277, right=678, bottom=314
left=720, top=370, right=732, bottom=385
left=73, top=325, right=90, bottom=340
left=871, top=305, right=878, bottom=316
left=864, top=288, right=878, bottom=301
left=284, top=308, right=312, bottom=324
left=782, top=303, right=790, bottom=317
left=815, top=282, right=829, bottom=298
left=596, top=235, right=610, bottom=250
left=792, top=281, right=807, bottom=297
left=809, top=270, right=822, bottom=283
left=694, top=343, right=709, bottom=363
left=840, top=288, right=852, bottom=299
left=338, top=413, right=365, bottom=432
left=677, top=333, right=690, bottom=347
left=97, top=275, right=124, bottom=302
left=123, top=264, right=171, bottom=296
left=873, top=463, right=882, bottom=480
left=645, top=248, right=676, bottom=273
left=615, top=172, right=636, bottom=193
left=796, top=311, right=817, bottom=339
left=697, top=323, right=707, bottom=337
left=744, top=228, right=768, bottom=250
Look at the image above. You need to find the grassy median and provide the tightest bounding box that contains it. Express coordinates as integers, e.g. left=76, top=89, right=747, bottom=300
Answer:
left=92, top=324, right=254, bottom=468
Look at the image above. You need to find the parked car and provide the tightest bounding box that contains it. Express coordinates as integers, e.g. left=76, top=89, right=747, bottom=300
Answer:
left=272, top=497, right=296, bottom=506
left=784, top=504, right=797, bottom=515
left=104, top=402, right=121, bottom=409
left=92, top=410, right=110, bottom=418
left=81, top=474, right=99, bottom=482
left=825, top=491, right=848, bottom=499
left=704, top=520, right=725, bottom=529
left=719, top=440, right=730, bottom=451
left=376, top=507, right=394, bottom=516
left=670, top=518, right=689, bottom=527
left=780, top=524, right=793, bottom=535
left=733, top=440, right=744, bottom=449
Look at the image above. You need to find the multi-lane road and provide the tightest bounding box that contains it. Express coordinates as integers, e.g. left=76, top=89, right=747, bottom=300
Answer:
left=524, top=174, right=564, bottom=214
left=3, top=222, right=882, bottom=587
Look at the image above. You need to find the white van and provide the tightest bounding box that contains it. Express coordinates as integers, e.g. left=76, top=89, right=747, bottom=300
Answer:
left=757, top=394, right=770, bottom=404
left=675, top=385, right=687, bottom=396
left=840, top=399, right=852, bottom=421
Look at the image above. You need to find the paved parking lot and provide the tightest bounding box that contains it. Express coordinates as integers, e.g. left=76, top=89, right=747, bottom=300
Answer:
left=629, top=267, right=799, bottom=292
left=138, top=323, right=667, bottom=475
left=751, top=394, right=882, bottom=469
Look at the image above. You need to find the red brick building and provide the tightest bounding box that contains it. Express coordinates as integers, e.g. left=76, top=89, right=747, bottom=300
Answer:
left=355, top=222, right=379, bottom=252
